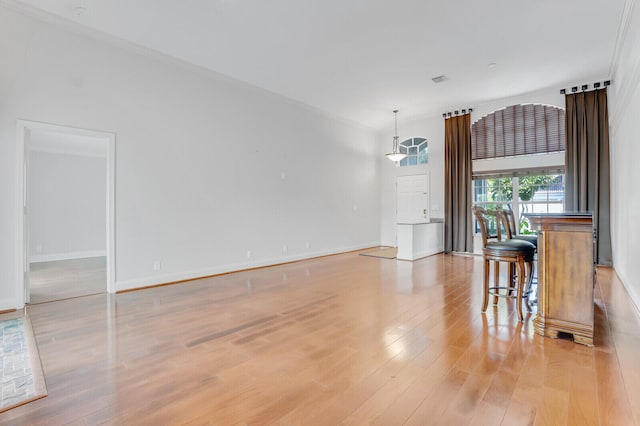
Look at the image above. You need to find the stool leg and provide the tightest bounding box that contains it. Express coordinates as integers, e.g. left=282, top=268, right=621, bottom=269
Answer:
left=493, top=261, right=500, bottom=305
left=516, top=258, right=525, bottom=322
left=525, top=260, right=534, bottom=312
left=508, top=263, right=516, bottom=295
left=482, top=258, right=489, bottom=312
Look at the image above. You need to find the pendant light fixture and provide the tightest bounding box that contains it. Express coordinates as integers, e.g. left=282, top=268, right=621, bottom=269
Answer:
left=385, top=109, right=407, bottom=162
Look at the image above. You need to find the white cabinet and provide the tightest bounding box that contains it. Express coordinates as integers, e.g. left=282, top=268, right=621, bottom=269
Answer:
left=396, top=222, right=444, bottom=261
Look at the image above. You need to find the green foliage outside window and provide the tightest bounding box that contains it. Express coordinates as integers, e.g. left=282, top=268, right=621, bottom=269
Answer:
left=488, top=175, right=556, bottom=202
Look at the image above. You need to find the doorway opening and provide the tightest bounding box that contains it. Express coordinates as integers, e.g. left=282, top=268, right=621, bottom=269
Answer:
left=16, top=121, right=116, bottom=306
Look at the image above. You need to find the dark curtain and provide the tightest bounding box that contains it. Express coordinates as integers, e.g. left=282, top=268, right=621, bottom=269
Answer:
left=444, top=113, right=473, bottom=253
left=565, top=89, right=612, bottom=265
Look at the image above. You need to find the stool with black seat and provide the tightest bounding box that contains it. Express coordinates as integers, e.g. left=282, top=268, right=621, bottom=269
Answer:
left=499, top=207, right=538, bottom=248
left=473, top=206, right=536, bottom=322
left=498, top=207, right=537, bottom=301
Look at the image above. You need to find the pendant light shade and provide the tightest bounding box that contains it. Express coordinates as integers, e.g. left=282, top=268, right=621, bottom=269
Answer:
left=385, top=110, right=406, bottom=162
left=385, top=152, right=407, bottom=162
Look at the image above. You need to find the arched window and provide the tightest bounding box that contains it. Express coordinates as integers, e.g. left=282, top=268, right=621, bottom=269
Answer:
left=471, top=104, right=565, bottom=160
left=399, top=137, right=428, bottom=167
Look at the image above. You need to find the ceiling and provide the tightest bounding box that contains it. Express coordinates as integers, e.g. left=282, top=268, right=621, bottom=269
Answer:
left=12, top=0, right=627, bottom=129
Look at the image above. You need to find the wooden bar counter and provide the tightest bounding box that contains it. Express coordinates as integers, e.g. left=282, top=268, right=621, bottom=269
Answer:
left=525, top=212, right=595, bottom=346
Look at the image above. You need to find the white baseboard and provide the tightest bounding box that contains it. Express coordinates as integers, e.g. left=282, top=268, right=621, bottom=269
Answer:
left=30, top=250, right=107, bottom=263
left=0, top=298, right=19, bottom=312
left=115, top=242, right=378, bottom=292
left=615, top=267, right=640, bottom=318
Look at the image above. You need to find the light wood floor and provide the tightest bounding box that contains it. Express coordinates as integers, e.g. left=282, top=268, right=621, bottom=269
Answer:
left=2, top=252, right=639, bottom=424
left=29, top=257, right=106, bottom=304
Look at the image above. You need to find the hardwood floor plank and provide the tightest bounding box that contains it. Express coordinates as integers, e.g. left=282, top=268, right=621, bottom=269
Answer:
left=483, top=369, right=520, bottom=409
left=470, top=400, right=508, bottom=426
left=567, top=365, right=599, bottom=426
left=1, top=254, right=638, bottom=424
left=339, top=362, right=425, bottom=425
left=501, top=399, right=537, bottom=426
left=368, top=345, right=467, bottom=425
left=404, top=366, right=470, bottom=425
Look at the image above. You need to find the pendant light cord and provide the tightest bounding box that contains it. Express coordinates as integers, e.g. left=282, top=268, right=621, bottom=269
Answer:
left=385, top=109, right=406, bottom=161
left=393, top=109, right=400, bottom=153
left=394, top=110, right=398, bottom=138
left=393, top=109, right=399, bottom=152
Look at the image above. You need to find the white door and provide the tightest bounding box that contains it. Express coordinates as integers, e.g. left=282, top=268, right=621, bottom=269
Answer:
left=397, top=174, right=430, bottom=224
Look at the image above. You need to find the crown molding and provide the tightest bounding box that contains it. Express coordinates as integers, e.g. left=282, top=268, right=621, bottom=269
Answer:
left=609, top=0, right=637, bottom=77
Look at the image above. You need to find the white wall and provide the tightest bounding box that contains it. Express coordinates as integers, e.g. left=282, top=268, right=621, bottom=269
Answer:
left=609, top=1, right=640, bottom=311
left=28, top=150, right=106, bottom=262
left=0, top=6, right=380, bottom=308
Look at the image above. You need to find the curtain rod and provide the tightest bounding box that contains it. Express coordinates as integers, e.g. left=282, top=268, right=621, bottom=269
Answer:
left=560, top=80, right=611, bottom=95
left=442, top=108, right=473, bottom=118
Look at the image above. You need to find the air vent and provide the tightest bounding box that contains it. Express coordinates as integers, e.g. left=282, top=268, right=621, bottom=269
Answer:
left=432, top=75, right=448, bottom=83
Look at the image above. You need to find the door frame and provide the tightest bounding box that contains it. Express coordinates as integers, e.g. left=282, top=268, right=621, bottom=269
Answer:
left=15, top=120, right=116, bottom=307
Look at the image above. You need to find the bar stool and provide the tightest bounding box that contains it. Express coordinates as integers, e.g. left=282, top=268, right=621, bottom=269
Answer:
left=498, top=207, right=537, bottom=301
left=499, top=207, right=538, bottom=248
left=473, top=206, right=536, bottom=321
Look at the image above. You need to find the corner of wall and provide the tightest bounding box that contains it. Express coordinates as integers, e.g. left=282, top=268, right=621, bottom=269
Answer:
left=615, top=266, right=640, bottom=318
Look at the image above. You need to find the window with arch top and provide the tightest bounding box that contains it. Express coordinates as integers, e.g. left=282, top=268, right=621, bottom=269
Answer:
left=471, top=104, right=565, bottom=160
left=398, top=137, right=428, bottom=167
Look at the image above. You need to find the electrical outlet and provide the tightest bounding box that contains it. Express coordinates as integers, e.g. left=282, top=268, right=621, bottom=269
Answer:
left=305, top=242, right=310, bottom=249
left=282, top=245, right=288, bottom=253
left=153, top=261, right=162, bottom=271
left=247, top=250, right=252, bottom=259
